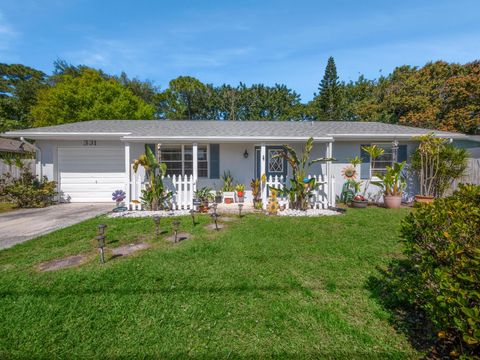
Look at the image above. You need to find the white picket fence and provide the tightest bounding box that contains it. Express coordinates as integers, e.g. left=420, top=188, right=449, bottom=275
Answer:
left=264, top=174, right=331, bottom=209
left=130, top=173, right=195, bottom=210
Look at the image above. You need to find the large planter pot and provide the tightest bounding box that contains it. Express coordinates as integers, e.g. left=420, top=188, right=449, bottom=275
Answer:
left=351, top=199, right=368, bottom=208
left=383, top=195, right=402, bottom=209
left=199, top=202, right=209, bottom=213
left=415, top=195, right=434, bottom=204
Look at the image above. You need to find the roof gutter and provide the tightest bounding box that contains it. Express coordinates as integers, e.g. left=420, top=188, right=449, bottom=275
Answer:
left=121, top=135, right=334, bottom=143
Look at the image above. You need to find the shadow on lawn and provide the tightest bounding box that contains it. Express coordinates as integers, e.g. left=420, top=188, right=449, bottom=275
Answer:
left=366, top=259, right=450, bottom=359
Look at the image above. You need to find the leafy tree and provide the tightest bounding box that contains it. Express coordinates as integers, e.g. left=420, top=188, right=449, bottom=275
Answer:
left=0, top=64, right=47, bottom=132
left=31, top=68, right=155, bottom=127
left=313, top=56, right=344, bottom=120
left=158, top=76, right=213, bottom=120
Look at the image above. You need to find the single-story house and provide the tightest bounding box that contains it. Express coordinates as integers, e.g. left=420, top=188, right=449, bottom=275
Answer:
left=2, top=120, right=467, bottom=208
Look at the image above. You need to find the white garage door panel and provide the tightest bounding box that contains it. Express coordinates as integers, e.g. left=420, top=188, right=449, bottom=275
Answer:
left=58, top=147, right=125, bottom=202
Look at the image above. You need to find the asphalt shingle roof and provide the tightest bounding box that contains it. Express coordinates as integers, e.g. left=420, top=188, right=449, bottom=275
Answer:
left=3, top=120, right=464, bottom=139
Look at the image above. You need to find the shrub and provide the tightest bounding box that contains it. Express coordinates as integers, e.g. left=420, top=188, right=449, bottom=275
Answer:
left=0, top=168, right=57, bottom=208
left=400, top=184, right=480, bottom=357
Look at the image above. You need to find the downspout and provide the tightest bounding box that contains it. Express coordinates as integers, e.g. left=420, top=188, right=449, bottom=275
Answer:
left=19, top=137, right=42, bottom=178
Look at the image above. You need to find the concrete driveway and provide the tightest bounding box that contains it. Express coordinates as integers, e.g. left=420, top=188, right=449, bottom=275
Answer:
left=0, top=203, right=112, bottom=250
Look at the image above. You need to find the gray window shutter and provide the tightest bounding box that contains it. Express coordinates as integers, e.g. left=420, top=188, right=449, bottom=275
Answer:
left=210, top=144, right=220, bottom=179
left=360, top=144, right=370, bottom=179
left=398, top=145, right=408, bottom=162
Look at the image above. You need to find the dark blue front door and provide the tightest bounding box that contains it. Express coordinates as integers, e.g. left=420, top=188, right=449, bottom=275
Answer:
left=255, top=146, right=288, bottom=179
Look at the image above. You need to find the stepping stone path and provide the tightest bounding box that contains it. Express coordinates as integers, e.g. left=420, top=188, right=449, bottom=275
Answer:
left=166, top=232, right=191, bottom=243
left=205, top=223, right=225, bottom=230
left=38, top=254, right=87, bottom=272
left=111, top=243, right=150, bottom=256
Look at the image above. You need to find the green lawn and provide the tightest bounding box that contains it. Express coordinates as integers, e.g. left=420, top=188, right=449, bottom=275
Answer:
left=0, top=208, right=418, bottom=359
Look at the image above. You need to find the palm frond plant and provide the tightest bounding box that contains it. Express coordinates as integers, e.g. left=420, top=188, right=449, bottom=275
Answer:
left=221, top=171, right=235, bottom=203
left=250, top=178, right=262, bottom=209
left=133, top=144, right=172, bottom=210
left=271, top=137, right=334, bottom=210
left=371, top=161, right=407, bottom=208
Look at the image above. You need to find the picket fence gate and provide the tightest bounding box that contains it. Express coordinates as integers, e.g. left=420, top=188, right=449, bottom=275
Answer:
left=264, top=174, right=331, bottom=209
left=130, top=173, right=195, bottom=210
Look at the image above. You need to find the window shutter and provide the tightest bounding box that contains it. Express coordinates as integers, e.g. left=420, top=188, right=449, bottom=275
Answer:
left=360, top=144, right=370, bottom=179
left=209, top=144, right=220, bottom=179
left=398, top=145, right=408, bottom=162
left=147, top=144, right=156, bottom=155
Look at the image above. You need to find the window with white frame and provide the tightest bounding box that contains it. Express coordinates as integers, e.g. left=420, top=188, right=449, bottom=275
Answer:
left=371, top=143, right=395, bottom=178
left=161, top=145, right=208, bottom=178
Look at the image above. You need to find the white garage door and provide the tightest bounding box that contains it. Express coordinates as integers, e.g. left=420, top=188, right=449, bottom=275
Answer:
left=58, top=147, right=125, bottom=202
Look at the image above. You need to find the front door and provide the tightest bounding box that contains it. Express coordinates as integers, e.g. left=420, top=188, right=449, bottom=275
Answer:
left=254, top=146, right=288, bottom=179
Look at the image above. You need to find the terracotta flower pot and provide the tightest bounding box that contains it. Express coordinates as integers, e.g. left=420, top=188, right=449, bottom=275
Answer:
left=383, top=195, right=402, bottom=209
left=225, top=198, right=233, bottom=204
left=415, top=195, right=434, bottom=204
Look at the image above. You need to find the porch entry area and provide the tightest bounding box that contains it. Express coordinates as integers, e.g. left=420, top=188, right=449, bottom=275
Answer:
left=125, top=141, right=335, bottom=210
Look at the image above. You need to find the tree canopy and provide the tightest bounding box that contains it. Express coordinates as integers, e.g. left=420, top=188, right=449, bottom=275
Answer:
left=0, top=58, right=478, bottom=134
left=31, top=68, right=155, bottom=127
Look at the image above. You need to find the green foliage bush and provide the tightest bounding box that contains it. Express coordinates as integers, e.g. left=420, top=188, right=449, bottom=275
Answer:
left=400, top=184, right=480, bottom=357
left=0, top=169, right=57, bottom=208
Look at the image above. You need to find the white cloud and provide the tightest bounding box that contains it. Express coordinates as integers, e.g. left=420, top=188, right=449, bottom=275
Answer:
left=0, top=10, right=18, bottom=52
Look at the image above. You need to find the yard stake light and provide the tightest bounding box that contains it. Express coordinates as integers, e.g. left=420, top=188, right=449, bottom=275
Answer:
left=153, top=215, right=161, bottom=237
left=238, top=203, right=243, bottom=218
left=211, top=203, right=218, bottom=215
left=189, top=209, right=196, bottom=226
left=172, top=220, right=180, bottom=243
left=96, top=224, right=107, bottom=264
left=211, top=213, right=219, bottom=231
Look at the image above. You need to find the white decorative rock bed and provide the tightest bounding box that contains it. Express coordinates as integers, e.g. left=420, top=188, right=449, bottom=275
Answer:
left=108, top=210, right=191, bottom=218
left=108, top=208, right=341, bottom=218
left=277, top=209, right=340, bottom=217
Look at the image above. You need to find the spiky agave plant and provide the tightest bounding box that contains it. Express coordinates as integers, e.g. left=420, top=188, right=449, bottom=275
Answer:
left=271, top=137, right=334, bottom=210
left=133, top=145, right=172, bottom=210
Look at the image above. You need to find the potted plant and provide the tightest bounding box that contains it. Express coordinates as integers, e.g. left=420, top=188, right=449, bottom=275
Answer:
left=235, top=184, right=245, bottom=203
left=250, top=178, right=262, bottom=209
left=372, top=162, right=407, bottom=209
left=221, top=171, right=235, bottom=204
left=411, top=134, right=467, bottom=203
left=194, top=187, right=214, bottom=213
left=214, top=190, right=223, bottom=204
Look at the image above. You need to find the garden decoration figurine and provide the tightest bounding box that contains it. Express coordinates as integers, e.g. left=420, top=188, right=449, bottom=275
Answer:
left=96, top=224, right=107, bottom=263
left=266, top=189, right=280, bottom=215
left=112, top=189, right=127, bottom=212
left=172, top=220, right=180, bottom=243
left=153, top=215, right=161, bottom=237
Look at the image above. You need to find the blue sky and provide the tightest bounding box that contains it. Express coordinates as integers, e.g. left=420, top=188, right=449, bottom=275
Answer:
left=1, top=0, right=479, bottom=101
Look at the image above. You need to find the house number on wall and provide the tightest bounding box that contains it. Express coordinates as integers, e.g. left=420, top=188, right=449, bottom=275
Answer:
left=82, top=140, right=97, bottom=146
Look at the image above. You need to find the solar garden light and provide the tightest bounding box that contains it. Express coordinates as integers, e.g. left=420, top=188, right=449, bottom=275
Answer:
left=210, top=212, right=220, bottom=231
left=189, top=209, right=196, bottom=226
left=238, top=203, right=243, bottom=217
left=211, top=203, right=218, bottom=215
left=153, top=215, right=161, bottom=237
left=172, top=220, right=180, bottom=243
left=96, top=224, right=107, bottom=264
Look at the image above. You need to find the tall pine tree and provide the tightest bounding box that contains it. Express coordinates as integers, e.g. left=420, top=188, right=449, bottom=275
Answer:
left=314, top=56, right=343, bottom=120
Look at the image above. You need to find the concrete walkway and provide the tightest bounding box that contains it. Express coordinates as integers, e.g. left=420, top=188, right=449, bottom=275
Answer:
left=0, top=203, right=112, bottom=250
